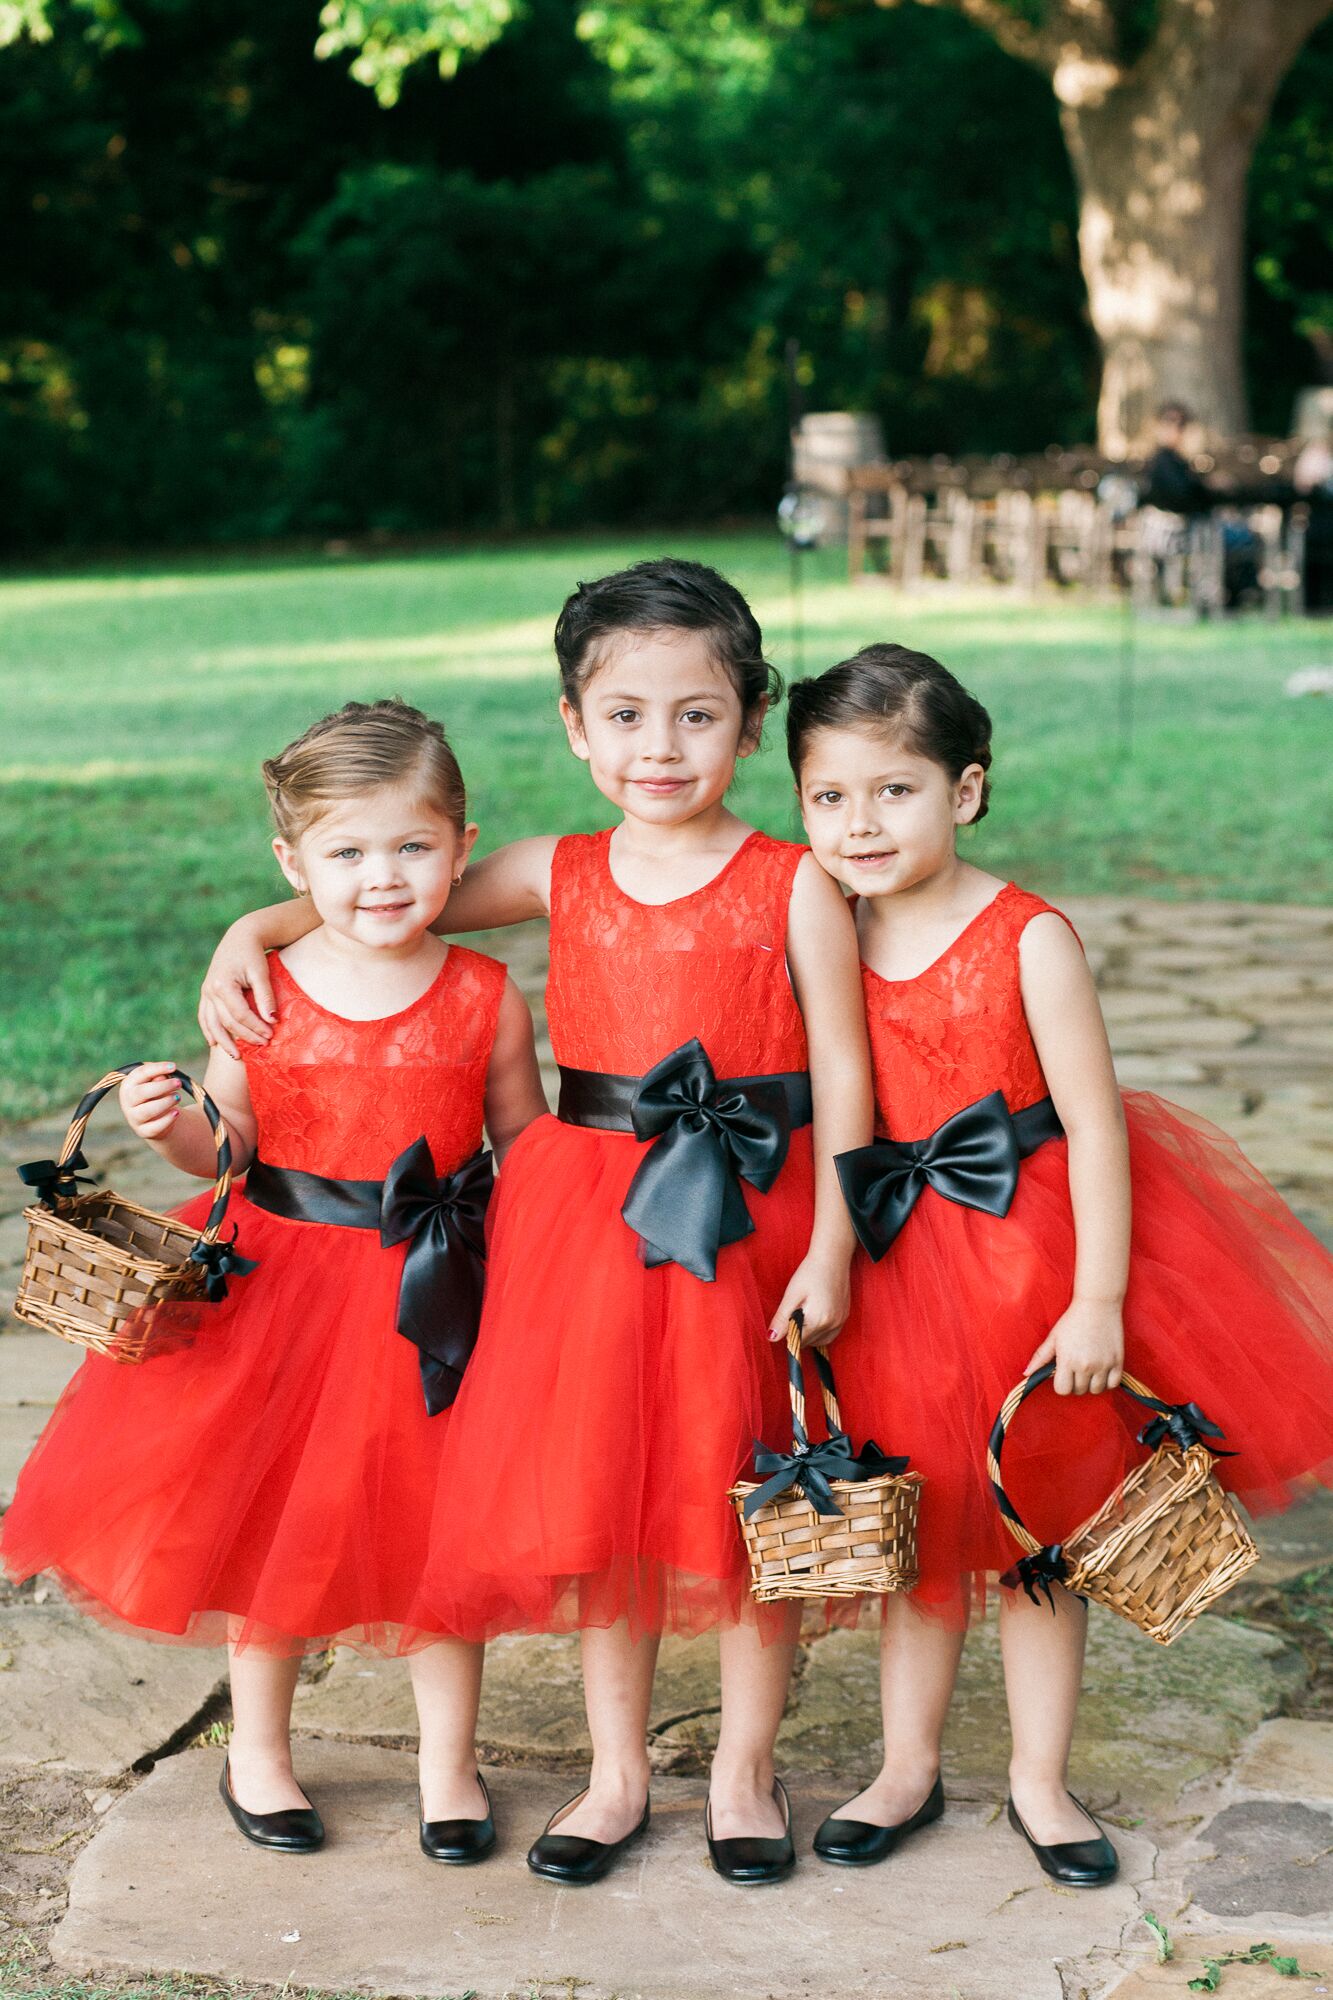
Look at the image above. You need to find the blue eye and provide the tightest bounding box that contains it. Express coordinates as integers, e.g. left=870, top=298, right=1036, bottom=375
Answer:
left=401, top=842, right=427, bottom=854
left=332, top=847, right=360, bottom=860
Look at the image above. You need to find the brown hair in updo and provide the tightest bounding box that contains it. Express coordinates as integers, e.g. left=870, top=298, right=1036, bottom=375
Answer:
left=262, top=699, right=467, bottom=845
left=554, top=557, right=781, bottom=738
left=786, top=644, right=993, bottom=821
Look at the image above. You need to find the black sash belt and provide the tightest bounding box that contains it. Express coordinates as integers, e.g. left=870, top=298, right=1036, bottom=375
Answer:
left=244, top=1140, right=493, bottom=1416
left=558, top=1036, right=813, bottom=1283
left=836, top=1089, right=1063, bottom=1262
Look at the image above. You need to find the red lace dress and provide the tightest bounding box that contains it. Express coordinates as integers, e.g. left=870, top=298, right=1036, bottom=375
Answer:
left=418, top=829, right=815, bottom=1640
left=835, top=883, right=1333, bottom=1621
left=2, top=947, right=507, bottom=1655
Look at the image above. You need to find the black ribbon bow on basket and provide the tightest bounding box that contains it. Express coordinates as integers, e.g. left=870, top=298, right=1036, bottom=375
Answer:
left=1137, top=1400, right=1235, bottom=1456
left=742, top=1324, right=908, bottom=1520
left=836, top=1090, right=1024, bottom=1262
left=380, top=1138, right=494, bottom=1417
left=622, top=1038, right=793, bottom=1282
left=18, top=1150, right=95, bottom=1209
left=188, top=1230, right=259, bottom=1303
left=1001, top=1544, right=1071, bottom=1611
left=744, top=1433, right=909, bottom=1521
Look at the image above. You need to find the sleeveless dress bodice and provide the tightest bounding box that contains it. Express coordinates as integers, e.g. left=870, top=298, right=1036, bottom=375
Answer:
left=862, top=882, right=1060, bottom=1135
left=545, top=828, right=808, bottom=1076
left=249, top=947, right=501, bottom=1178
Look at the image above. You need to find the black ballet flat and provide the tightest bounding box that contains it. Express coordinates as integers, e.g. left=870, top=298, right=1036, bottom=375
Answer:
left=219, top=1759, right=324, bottom=1854
left=705, top=1777, right=796, bottom=1886
left=526, top=1788, right=650, bottom=1885
left=1006, top=1794, right=1119, bottom=1886
left=813, top=1773, right=944, bottom=1867
left=419, top=1773, right=496, bottom=1865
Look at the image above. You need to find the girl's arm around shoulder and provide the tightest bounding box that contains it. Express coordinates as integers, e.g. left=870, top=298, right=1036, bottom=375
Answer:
left=119, top=1048, right=259, bottom=1182
left=483, top=976, right=548, bottom=1167
left=773, top=856, right=874, bottom=1348
left=446, top=836, right=557, bottom=935
left=198, top=839, right=558, bottom=1060
left=1018, top=912, right=1130, bottom=1396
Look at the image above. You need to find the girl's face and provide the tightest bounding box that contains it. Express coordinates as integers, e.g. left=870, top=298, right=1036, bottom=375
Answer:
left=559, top=629, right=761, bottom=826
left=274, top=782, right=477, bottom=954
left=796, top=725, right=984, bottom=898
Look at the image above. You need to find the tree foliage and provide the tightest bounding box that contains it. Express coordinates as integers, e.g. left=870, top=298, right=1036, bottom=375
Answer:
left=1, top=0, right=1329, bottom=547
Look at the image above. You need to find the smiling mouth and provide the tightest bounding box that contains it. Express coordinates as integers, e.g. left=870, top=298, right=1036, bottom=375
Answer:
left=845, top=851, right=895, bottom=864
left=360, top=902, right=411, bottom=914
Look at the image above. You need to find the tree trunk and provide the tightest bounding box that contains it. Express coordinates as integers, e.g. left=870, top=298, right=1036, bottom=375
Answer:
left=1060, top=67, right=1255, bottom=453
left=1062, top=85, right=1251, bottom=453
left=917, top=0, right=1333, bottom=454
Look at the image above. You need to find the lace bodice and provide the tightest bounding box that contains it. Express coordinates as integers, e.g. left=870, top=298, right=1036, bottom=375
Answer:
left=545, top=829, right=809, bottom=1076
left=243, top=946, right=506, bottom=1179
left=863, top=883, right=1078, bottom=1136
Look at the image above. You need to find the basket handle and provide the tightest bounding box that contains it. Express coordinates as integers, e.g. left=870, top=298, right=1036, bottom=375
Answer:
left=783, top=1309, right=848, bottom=1451
left=20, top=1063, right=236, bottom=1246
left=986, top=1361, right=1231, bottom=1558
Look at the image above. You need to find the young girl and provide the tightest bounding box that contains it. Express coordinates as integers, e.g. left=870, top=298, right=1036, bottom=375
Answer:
left=4, top=700, right=546, bottom=1860
left=787, top=644, right=1333, bottom=1884
left=200, top=559, right=872, bottom=1885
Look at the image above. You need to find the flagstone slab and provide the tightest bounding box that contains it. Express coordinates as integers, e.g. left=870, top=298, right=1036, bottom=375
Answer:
left=778, top=1610, right=1302, bottom=1813
left=0, top=1330, right=82, bottom=1407
left=294, top=1633, right=725, bottom=1767
left=1230, top=1719, right=1333, bottom=1803
left=0, top=1599, right=224, bottom=1778
left=52, top=1741, right=1154, bottom=2000
left=1188, top=1799, right=1333, bottom=1921
left=1106, top=1934, right=1333, bottom=1997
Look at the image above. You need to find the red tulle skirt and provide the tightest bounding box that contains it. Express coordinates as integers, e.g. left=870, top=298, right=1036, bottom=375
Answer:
left=830, top=1091, right=1333, bottom=1625
left=415, top=1114, right=817, bottom=1642
left=1, top=1188, right=460, bottom=1655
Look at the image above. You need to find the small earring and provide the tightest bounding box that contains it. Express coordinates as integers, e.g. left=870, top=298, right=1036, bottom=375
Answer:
left=451, top=874, right=463, bottom=886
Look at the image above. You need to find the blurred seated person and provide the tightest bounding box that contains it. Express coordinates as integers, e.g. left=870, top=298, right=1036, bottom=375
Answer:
left=1140, top=402, right=1260, bottom=606
left=1294, top=418, right=1333, bottom=614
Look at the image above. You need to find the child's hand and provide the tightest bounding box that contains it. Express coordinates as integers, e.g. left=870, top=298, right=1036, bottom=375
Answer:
left=769, top=1255, right=851, bottom=1350
left=119, top=1061, right=184, bottom=1143
left=1024, top=1300, right=1124, bottom=1396
left=199, top=919, right=277, bottom=1059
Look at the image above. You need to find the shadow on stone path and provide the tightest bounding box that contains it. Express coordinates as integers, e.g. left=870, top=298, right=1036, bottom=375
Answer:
left=1, top=899, right=1331, bottom=1997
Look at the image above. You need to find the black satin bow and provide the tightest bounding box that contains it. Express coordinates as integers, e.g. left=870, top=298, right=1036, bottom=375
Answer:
left=188, top=1230, right=259, bottom=1303
left=1137, top=1399, right=1235, bottom=1457
left=836, top=1090, right=1022, bottom=1262
left=622, top=1039, right=792, bottom=1282
left=744, top=1433, right=909, bottom=1521
left=19, top=1150, right=94, bottom=1208
left=380, top=1138, right=494, bottom=1416
left=1001, top=1543, right=1070, bottom=1611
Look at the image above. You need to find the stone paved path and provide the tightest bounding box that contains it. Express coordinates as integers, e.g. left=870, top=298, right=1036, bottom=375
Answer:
left=1, top=899, right=1331, bottom=1998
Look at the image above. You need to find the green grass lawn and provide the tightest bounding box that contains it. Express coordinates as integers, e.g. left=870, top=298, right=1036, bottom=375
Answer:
left=2, top=531, right=1331, bottom=1125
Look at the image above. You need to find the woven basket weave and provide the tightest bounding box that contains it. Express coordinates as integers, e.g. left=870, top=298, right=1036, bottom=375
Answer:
left=15, top=1064, right=238, bottom=1364
left=730, top=1320, right=923, bottom=1603
left=988, top=1363, right=1259, bottom=1645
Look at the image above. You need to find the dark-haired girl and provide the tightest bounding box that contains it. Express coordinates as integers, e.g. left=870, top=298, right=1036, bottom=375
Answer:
left=199, top=561, right=872, bottom=1884
left=787, top=643, right=1333, bottom=1887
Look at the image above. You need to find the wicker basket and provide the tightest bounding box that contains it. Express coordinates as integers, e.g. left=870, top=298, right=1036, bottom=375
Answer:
left=730, top=1319, right=923, bottom=1603
left=15, top=1064, right=244, bottom=1363
left=987, top=1363, right=1259, bottom=1645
